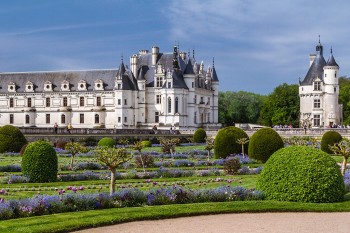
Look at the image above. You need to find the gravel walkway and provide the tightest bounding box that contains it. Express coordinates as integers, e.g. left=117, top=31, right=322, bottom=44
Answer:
left=73, top=212, right=350, bottom=233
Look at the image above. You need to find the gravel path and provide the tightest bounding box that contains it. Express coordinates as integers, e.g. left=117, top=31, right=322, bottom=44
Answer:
left=73, top=212, right=350, bottom=233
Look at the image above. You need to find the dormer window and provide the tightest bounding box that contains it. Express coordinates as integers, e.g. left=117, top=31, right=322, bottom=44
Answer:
left=314, top=81, right=321, bottom=91
left=8, top=82, right=16, bottom=93
left=25, top=81, right=34, bottom=92
left=61, top=80, right=70, bottom=91
left=94, top=79, right=104, bottom=91
left=44, top=81, right=53, bottom=92
left=78, top=80, right=87, bottom=91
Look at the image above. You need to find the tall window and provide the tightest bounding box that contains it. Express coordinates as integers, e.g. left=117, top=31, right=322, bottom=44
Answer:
left=156, top=77, right=163, bottom=87
left=124, top=99, right=127, bottom=105
left=156, top=95, right=161, bottom=104
left=25, top=115, right=30, bottom=124
left=194, top=95, right=197, bottom=104
left=175, top=97, right=179, bottom=113
left=27, top=98, right=32, bottom=107
left=63, top=97, right=68, bottom=107
left=46, top=114, right=50, bottom=124
left=155, top=112, right=159, bottom=123
left=80, top=97, right=84, bottom=107
left=80, top=114, right=84, bottom=124
left=9, top=114, right=14, bottom=124
left=61, top=114, right=66, bottom=124
left=194, top=111, right=197, bottom=124
left=96, top=97, right=101, bottom=106
left=95, top=114, right=99, bottom=124
left=118, top=117, right=121, bottom=123
left=314, top=115, right=320, bottom=126
left=168, top=97, right=171, bottom=113
left=9, top=98, right=14, bottom=108
left=124, top=117, right=127, bottom=122
left=314, top=81, right=321, bottom=91
left=118, top=99, right=121, bottom=105
left=314, top=99, right=321, bottom=108
left=46, top=97, right=50, bottom=107
left=200, top=97, right=204, bottom=104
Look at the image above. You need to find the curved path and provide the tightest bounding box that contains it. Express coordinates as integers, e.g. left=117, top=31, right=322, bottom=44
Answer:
left=73, top=212, right=350, bottom=233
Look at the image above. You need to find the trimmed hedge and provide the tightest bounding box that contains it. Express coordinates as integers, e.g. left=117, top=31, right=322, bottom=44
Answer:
left=98, top=137, right=116, bottom=148
left=257, top=146, right=345, bottom=203
left=22, top=141, right=58, bottom=183
left=214, top=126, right=249, bottom=159
left=193, top=128, right=207, bottom=143
left=248, top=127, right=284, bottom=163
left=321, top=131, right=342, bottom=154
left=0, top=125, right=27, bottom=153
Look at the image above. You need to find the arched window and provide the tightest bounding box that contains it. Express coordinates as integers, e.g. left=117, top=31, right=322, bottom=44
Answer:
left=61, top=114, right=66, bottom=124
left=95, top=114, right=99, bottom=124
left=168, top=97, right=171, bottom=113
left=175, top=97, right=179, bottom=113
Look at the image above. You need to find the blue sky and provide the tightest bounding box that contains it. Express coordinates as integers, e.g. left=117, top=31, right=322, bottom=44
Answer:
left=0, top=0, right=349, bottom=94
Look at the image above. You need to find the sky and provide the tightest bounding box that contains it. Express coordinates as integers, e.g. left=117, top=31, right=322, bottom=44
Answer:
left=0, top=0, right=349, bottom=95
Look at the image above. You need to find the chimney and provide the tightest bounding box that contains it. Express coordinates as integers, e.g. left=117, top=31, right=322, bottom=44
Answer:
left=309, top=54, right=316, bottom=67
left=152, top=46, right=159, bottom=66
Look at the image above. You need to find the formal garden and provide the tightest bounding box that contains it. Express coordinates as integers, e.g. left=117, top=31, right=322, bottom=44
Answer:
left=1, top=125, right=350, bottom=232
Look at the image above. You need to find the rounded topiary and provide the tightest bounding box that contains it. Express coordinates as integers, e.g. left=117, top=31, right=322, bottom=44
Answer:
left=22, top=140, right=58, bottom=183
left=0, top=125, right=27, bottom=153
left=98, top=137, right=116, bottom=148
left=248, top=127, right=284, bottom=163
left=321, top=131, right=342, bottom=154
left=214, top=126, right=249, bottom=159
left=257, top=146, right=345, bottom=203
left=193, top=128, right=207, bottom=143
left=141, top=140, right=152, bottom=147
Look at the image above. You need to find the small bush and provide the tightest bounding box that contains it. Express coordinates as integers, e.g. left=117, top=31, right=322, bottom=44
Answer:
left=55, top=141, right=67, bottom=149
left=223, top=157, right=241, bottom=175
left=193, top=128, right=206, bottom=143
left=214, top=126, right=249, bottom=159
left=257, top=146, right=345, bottom=203
left=21, top=140, right=58, bottom=183
left=141, top=140, right=152, bottom=147
left=0, top=125, right=27, bottom=153
left=98, top=137, right=116, bottom=148
left=248, top=128, right=284, bottom=163
left=321, top=131, right=342, bottom=154
left=81, top=137, right=98, bottom=147
left=134, top=154, right=154, bottom=168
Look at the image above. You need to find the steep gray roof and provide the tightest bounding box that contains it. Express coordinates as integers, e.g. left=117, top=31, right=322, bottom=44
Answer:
left=0, top=69, right=117, bottom=93
left=326, top=51, right=339, bottom=67
left=212, top=66, right=219, bottom=82
left=184, top=59, right=195, bottom=75
left=300, top=52, right=326, bottom=85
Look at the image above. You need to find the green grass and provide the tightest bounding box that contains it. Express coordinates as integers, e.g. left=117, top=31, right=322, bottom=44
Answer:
left=2, top=195, right=350, bottom=233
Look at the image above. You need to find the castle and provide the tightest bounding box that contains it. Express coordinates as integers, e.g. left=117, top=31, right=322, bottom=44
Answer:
left=0, top=45, right=219, bottom=130
left=299, top=39, right=342, bottom=128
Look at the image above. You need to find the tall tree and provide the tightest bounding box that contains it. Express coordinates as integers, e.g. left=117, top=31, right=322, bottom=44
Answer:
left=339, top=76, right=350, bottom=125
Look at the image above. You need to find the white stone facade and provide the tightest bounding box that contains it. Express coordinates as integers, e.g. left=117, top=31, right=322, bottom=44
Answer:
left=0, top=45, right=220, bottom=130
left=299, top=40, right=341, bottom=128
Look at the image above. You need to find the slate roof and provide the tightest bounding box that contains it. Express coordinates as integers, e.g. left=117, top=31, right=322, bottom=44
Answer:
left=300, top=52, right=326, bottom=85
left=0, top=69, right=118, bottom=93
left=212, top=66, right=219, bottom=82
left=184, top=59, right=195, bottom=75
left=326, top=51, right=339, bottom=67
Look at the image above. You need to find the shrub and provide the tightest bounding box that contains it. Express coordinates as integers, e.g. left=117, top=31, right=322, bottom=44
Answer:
left=98, top=137, right=115, bottom=148
left=0, top=125, right=27, bottom=153
left=141, top=140, right=152, bottom=147
left=321, top=131, right=342, bottom=154
left=22, top=141, right=58, bottom=183
left=193, top=128, right=206, bottom=143
left=248, top=128, right=284, bottom=163
left=257, top=146, right=345, bottom=203
left=55, top=141, right=68, bottom=149
left=214, top=126, right=249, bottom=159
left=81, top=137, right=98, bottom=147
left=223, top=157, right=241, bottom=175
left=134, top=154, right=154, bottom=168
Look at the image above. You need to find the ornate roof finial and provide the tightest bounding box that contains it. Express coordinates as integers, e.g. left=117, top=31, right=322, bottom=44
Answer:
left=192, top=49, right=195, bottom=59
left=331, top=46, right=333, bottom=54
left=121, top=52, right=124, bottom=63
left=318, top=35, right=320, bottom=43
left=188, top=49, right=191, bottom=58
left=212, top=57, right=215, bottom=67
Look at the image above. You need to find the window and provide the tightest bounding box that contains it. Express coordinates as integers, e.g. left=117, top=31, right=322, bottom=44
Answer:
left=194, top=95, right=197, bottom=104
left=314, top=82, right=321, bottom=91
left=175, top=97, right=179, bottom=113
left=124, top=117, right=127, bottom=122
left=207, top=113, right=210, bottom=123
left=9, top=114, right=14, bottom=124
left=194, top=111, right=197, bottom=124
left=325, top=74, right=327, bottom=77
left=9, top=98, right=14, bottom=108
left=96, top=97, right=101, bottom=106
left=124, top=99, right=127, bottom=105
left=208, top=97, right=210, bottom=104
left=314, top=99, right=321, bottom=108
left=80, top=114, right=84, bottom=124
left=25, top=115, right=30, bottom=124
left=155, top=112, right=159, bottom=123
left=200, top=97, right=204, bottom=104
left=168, top=97, right=171, bottom=113
left=335, top=72, right=337, bottom=78
left=168, top=82, right=171, bottom=88
left=118, top=117, right=121, bottom=123
left=117, top=84, right=121, bottom=90
left=46, top=97, right=50, bottom=107
left=156, top=95, right=161, bottom=104
left=61, top=114, right=66, bottom=124
left=192, top=82, right=194, bottom=88
left=314, top=115, right=320, bottom=126
left=46, top=114, right=50, bottom=124
left=156, top=77, right=163, bottom=87
left=334, top=87, right=337, bottom=93
left=63, top=97, right=68, bottom=107
left=27, top=98, right=32, bottom=107
left=80, top=97, right=84, bottom=107
left=95, top=114, right=99, bottom=124
left=118, top=99, right=121, bottom=105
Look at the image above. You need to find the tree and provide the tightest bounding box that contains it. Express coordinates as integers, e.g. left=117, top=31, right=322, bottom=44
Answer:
left=339, top=76, right=350, bottom=125
left=236, top=137, right=249, bottom=158
left=329, top=140, right=350, bottom=176
left=133, top=141, right=146, bottom=174
left=205, top=137, right=214, bottom=161
left=159, top=138, right=180, bottom=156
left=65, top=142, right=88, bottom=169
left=94, top=147, right=131, bottom=195
left=260, top=83, right=300, bottom=127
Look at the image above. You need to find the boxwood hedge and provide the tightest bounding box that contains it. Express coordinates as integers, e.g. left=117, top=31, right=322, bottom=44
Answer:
left=0, top=125, right=27, bottom=153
